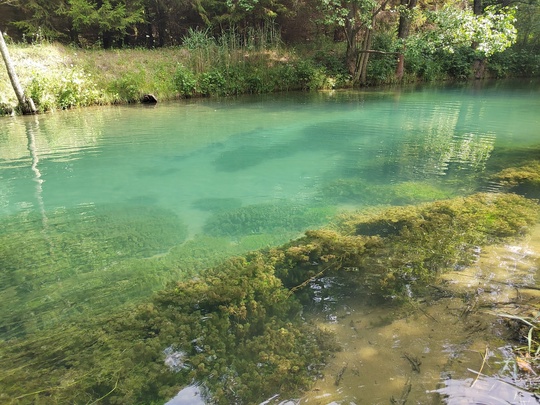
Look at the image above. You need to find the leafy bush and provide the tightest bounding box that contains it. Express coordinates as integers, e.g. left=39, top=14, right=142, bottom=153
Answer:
left=173, top=64, right=197, bottom=97
left=27, top=68, right=101, bottom=111
left=198, top=70, right=226, bottom=96
left=441, top=47, right=475, bottom=79
left=366, top=31, right=399, bottom=85
left=489, top=47, right=540, bottom=77
left=293, top=60, right=326, bottom=90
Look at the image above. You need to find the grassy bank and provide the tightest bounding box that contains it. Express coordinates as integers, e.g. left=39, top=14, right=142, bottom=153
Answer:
left=1, top=30, right=538, bottom=115
left=0, top=36, right=348, bottom=114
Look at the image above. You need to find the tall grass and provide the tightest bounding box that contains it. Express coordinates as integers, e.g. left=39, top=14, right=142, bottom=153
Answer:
left=0, top=25, right=342, bottom=114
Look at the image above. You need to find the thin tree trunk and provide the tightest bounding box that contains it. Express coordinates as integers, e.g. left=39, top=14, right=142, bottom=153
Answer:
left=354, top=28, right=373, bottom=85
left=395, top=0, right=417, bottom=81
left=472, top=0, right=485, bottom=79
left=0, top=29, right=37, bottom=114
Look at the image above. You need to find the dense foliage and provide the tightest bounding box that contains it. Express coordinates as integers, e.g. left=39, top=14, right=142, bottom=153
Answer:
left=0, top=0, right=538, bottom=96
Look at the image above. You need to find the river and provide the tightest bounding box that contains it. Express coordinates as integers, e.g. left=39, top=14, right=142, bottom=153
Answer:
left=0, top=79, right=539, bottom=404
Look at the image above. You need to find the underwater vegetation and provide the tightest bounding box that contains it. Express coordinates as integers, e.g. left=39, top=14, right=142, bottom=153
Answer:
left=272, top=192, right=538, bottom=300
left=319, top=178, right=456, bottom=206
left=491, top=160, right=540, bottom=199
left=0, top=253, right=338, bottom=405
left=0, top=192, right=538, bottom=404
left=0, top=204, right=188, bottom=339
left=203, top=201, right=336, bottom=237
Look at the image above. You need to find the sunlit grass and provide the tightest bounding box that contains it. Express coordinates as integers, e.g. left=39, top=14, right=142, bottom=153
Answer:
left=0, top=32, right=346, bottom=113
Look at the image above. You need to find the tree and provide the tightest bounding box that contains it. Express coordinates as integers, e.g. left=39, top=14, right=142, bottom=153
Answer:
left=66, top=0, right=145, bottom=47
left=406, top=3, right=517, bottom=76
left=395, top=0, right=417, bottom=80
left=319, top=0, right=394, bottom=84
left=10, top=0, right=70, bottom=42
left=0, top=28, right=36, bottom=113
left=512, top=0, right=540, bottom=48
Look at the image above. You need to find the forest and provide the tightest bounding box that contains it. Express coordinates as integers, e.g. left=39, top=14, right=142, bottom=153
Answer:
left=1, top=0, right=539, bottom=88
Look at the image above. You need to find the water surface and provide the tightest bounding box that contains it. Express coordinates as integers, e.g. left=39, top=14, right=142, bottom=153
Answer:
left=0, top=79, right=539, bottom=403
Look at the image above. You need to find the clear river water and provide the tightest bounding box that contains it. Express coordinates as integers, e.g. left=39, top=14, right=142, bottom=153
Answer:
left=0, top=79, right=539, bottom=404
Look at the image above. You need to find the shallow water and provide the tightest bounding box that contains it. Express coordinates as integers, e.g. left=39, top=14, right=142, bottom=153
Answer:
left=0, top=79, right=539, bottom=403
left=298, top=224, right=540, bottom=404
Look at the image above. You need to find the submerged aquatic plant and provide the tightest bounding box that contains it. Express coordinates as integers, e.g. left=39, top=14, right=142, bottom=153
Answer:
left=275, top=192, right=539, bottom=299
left=0, top=204, right=188, bottom=338
left=0, top=192, right=537, bottom=404
left=319, top=178, right=456, bottom=206
left=491, top=160, right=540, bottom=198
left=203, top=201, right=335, bottom=237
left=0, top=253, right=337, bottom=404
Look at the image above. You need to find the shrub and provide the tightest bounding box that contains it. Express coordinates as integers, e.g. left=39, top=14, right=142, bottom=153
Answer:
left=27, top=68, right=101, bottom=112
left=198, top=70, right=226, bottom=96
left=366, top=31, right=399, bottom=85
left=441, top=47, right=475, bottom=80
left=173, top=65, right=197, bottom=97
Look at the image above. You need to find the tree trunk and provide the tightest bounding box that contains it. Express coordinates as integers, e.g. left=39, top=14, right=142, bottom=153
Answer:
left=355, top=28, right=373, bottom=85
left=344, top=4, right=359, bottom=77
left=472, top=0, right=485, bottom=79
left=473, top=0, right=482, bottom=16
left=395, top=0, right=417, bottom=81
left=0, top=29, right=36, bottom=114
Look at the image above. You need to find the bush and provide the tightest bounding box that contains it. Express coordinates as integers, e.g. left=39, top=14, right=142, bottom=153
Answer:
left=27, top=68, right=101, bottom=112
left=366, top=31, right=399, bottom=85
left=441, top=47, right=475, bottom=80
left=173, top=64, right=197, bottom=97
left=198, top=70, right=226, bottom=96
left=489, top=47, right=540, bottom=77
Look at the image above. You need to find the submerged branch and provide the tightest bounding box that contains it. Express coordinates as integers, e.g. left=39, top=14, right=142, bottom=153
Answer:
left=288, top=262, right=336, bottom=296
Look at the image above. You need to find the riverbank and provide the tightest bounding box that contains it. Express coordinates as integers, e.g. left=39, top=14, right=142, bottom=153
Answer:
left=1, top=37, right=538, bottom=116
left=0, top=40, right=347, bottom=115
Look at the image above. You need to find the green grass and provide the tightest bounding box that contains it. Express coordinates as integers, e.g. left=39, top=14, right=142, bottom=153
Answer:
left=0, top=37, right=342, bottom=114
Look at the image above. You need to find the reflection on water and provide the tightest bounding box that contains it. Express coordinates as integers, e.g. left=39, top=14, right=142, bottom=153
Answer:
left=435, top=374, right=539, bottom=405
left=167, top=385, right=205, bottom=405
left=0, top=79, right=539, bottom=404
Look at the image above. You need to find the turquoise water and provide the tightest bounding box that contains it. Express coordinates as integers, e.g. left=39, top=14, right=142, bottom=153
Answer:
left=0, top=79, right=539, bottom=403
left=2, top=82, right=539, bottom=224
